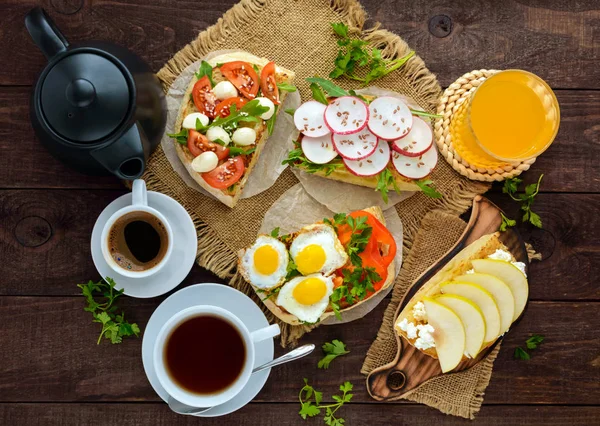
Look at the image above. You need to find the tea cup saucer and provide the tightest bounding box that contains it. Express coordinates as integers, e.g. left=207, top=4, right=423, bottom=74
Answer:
left=142, top=283, right=274, bottom=417
left=90, top=191, right=197, bottom=298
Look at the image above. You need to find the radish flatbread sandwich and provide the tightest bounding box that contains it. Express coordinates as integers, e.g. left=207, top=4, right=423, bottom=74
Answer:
left=394, top=232, right=529, bottom=373
left=237, top=208, right=397, bottom=325
left=168, top=51, right=296, bottom=208
left=284, top=78, right=442, bottom=202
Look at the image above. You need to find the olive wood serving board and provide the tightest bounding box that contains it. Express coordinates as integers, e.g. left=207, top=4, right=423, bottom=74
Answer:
left=366, top=195, right=528, bottom=401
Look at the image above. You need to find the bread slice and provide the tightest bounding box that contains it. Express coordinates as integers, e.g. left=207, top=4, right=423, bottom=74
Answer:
left=242, top=206, right=396, bottom=325
left=173, top=51, right=295, bottom=208
left=394, top=232, right=515, bottom=359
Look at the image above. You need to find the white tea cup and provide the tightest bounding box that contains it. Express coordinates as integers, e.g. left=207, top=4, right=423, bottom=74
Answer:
left=100, top=179, right=173, bottom=278
left=153, top=305, right=280, bottom=408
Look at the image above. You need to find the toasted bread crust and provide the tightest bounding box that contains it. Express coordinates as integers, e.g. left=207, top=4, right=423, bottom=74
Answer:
left=241, top=206, right=396, bottom=325
left=173, top=51, right=295, bottom=208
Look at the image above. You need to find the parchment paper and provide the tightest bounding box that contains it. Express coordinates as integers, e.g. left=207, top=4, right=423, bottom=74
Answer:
left=292, top=86, right=435, bottom=212
left=160, top=49, right=301, bottom=199
left=258, top=184, right=403, bottom=325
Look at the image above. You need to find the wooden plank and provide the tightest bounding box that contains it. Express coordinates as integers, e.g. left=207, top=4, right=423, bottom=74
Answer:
left=2, top=1, right=599, bottom=89
left=0, top=403, right=598, bottom=425
left=1, top=87, right=598, bottom=191
left=0, top=297, right=597, bottom=404
left=373, top=0, right=600, bottom=89
left=1, top=190, right=597, bottom=300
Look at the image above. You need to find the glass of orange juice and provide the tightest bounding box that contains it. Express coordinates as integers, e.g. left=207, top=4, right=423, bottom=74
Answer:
left=450, top=70, right=560, bottom=169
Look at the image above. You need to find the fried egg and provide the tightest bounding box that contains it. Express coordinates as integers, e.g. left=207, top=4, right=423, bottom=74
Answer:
left=289, top=224, right=348, bottom=276
left=276, top=274, right=334, bottom=323
left=239, top=236, right=288, bottom=289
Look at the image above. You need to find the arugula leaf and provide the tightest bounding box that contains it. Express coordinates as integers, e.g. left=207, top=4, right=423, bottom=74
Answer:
left=306, top=77, right=349, bottom=98
left=503, top=174, right=544, bottom=228
left=318, top=339, right=350, bottom=369
left=277, top=82, right=297, bottom=92
left=255, top=286, right=282, bottom=301
left=285, top=108, right=296, bottom=116
left=309, top=83, right=329, bottom=105
left=267, top=105, right=278, bottom=135
left=167, top=128, right=188, bottom=145
left=195, top=60, right=214, bottom=87
left=210, top=99, right=269, bottom=132
left=282, top=144, right=343, bottom=176
left=375, top=168, right=401, bottom=203
left=298, top=379, right=352, bottom=425
left=500, top=212, right=517, bottom=232
left=329, top=22, right=414, bottom=85
left=410, top=109, right=443, bottom=119
left=415, top=179, right=443, bottom=199
left=270, top=227, right=280, bottom=238
left=514, top=347, right=531, bottom=360
left=78, top=277, right=141, bottom=345
left=228, top=146, right=255, bottom=157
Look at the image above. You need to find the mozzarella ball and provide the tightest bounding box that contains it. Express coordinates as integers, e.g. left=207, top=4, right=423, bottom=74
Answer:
left=232, top=127, right=257, bottom=146
left=213, top=81, right=238, bottom=100
left=191, top=151, right=218, bottom=173
left=182, top=112, right=209, bottom=130
left=256, top=97, right=275, bottom=120
left=206, top=126, right=231, bottom=145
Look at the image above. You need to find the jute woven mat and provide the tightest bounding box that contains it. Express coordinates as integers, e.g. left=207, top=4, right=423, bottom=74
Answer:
left=142, top=0, right=493, bottom=416
left=361, top=211, right=500, bottom=419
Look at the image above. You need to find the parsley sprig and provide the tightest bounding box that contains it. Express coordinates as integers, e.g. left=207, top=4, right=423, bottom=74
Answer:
left=376, top=168, right=401, bottom=203
left=299, top=379, right=353, bottom=425
left=514, top=334, right=545, bottom=360
left=502, top=174, right=544, bottom=229
left=318, top=339, right=350, bottom=369
left=330, top=22, right=414, bottom=85
left=78, top=278, right=140, bottom=344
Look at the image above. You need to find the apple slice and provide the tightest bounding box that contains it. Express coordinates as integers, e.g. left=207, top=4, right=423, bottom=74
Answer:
left=439, top=282, right=501, bottom=343
left=434, top=294, right=486, bottom=358
left=455, top=273, right=515, bottom=334
left=422, top=297, right=466, bottom=373
left=471, top=259, right=529, bottom=321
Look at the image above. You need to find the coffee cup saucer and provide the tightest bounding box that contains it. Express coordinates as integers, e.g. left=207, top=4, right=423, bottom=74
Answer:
left=142, top=283, right=274, bottom=417
left=91, top=191, right=197, bottom=298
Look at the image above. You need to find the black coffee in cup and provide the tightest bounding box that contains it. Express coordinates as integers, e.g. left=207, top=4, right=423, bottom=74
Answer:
left=107, top=211, right=169, bottom=271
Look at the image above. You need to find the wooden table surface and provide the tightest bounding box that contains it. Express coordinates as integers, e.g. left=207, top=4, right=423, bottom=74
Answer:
left=1, top=0, right=599, bottom=424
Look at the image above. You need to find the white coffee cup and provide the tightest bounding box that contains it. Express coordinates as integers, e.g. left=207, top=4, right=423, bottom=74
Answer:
left=100, top=179, right=173, bottom=278
left=154, top=305, right=280, bottom=408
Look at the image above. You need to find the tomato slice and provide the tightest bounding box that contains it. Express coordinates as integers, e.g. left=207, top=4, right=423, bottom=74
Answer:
left=202, top=156, right=245, bottom=189
left=187, top=130, right=229, bottom=160
left=192, top=76, right=218, bottom=118
left=220, top=61, right=259, bottom=99
left=359, top=239, right=388, bottom=292
left=260, top=61, right=280, bottom=105
left=214, top=97, right=248, bottom=118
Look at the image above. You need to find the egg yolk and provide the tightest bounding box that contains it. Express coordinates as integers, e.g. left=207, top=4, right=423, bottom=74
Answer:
left=253, top=245, right=279, bottom=275
left=293, top=277, right=327, bottom=305
left=295, top=244, right=326, bottom=275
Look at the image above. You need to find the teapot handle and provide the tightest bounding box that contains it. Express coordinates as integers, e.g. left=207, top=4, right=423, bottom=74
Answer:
left=25, top=7, right=69, bottom=60
left=91, top=122, right=147, bottom=180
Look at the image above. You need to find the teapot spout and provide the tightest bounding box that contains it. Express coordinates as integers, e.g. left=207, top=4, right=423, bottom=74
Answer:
left=25, top=7, right=69, bottom=60
left=91, top=122, right=148, bottom=180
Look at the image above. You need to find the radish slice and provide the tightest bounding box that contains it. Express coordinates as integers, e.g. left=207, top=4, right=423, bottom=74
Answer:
left=367, top=97, right=413, bottom=140
left=332, top=127, right=378, bottom=160
left=391, top=117, right=433, bottom=157
left=301, top=134, right=338, bottom=164
left=294, top=101, right=330, bottom=137
left=324, top=96, right=369, bottom=135
left=343, top=139, right=390, bottom=177
left=391, top=144, right=438, bottom=179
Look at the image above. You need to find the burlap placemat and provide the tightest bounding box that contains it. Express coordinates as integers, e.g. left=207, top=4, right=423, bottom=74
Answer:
left=142, top=0, right=490, bottom=345
left=361, top=210, right=500, bottom=419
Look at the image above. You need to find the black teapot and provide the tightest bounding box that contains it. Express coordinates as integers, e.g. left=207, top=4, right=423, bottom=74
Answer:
left=25, top=8, right=166, bottom=180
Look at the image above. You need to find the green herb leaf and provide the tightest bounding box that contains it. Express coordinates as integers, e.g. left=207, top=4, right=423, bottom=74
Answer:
left=500, top=212, right=517, bottom=232
left=503, top=174, right=543, bottom=228
left=210, top=99, right=269, bottom=132
left=309, top=83, right=329, bottom=105
left=255, top=286, right=282, bottom=301
left=410, top=109, right=443, bottom=119
left=277, top=82, right=297, bottom=92
left=330, top=22, right=349, bottom=38
left=306, top=77, right=349, bottom=98
left=375, top=168, right=401, bottom=203
left=228, top=146, right=256, bottom=157
left=514, top=347, right=531, bottom=360
left=298, top=380, right=351, bottom=424
left=282, top=142, right=343, bottom=176
left=415, top=179, right=443, bottom=199
left=270, top=227, right=280, bottom=237
left=167, top=128, right=188, bottom=145
left=78, top=277, right=140, bottom=345
left=267, top=105, right=278, bottom=135
left=285, top=108, right=296, bottom=116
left=195, top=60, right=214, bottom=87
left=526, top=334, right=545, bottom=350
left=318, top=339, right=350, bottom=369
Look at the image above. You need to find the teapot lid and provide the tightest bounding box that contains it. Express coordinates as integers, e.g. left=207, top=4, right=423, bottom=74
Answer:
left=40, top=50, right=131, bottom=143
